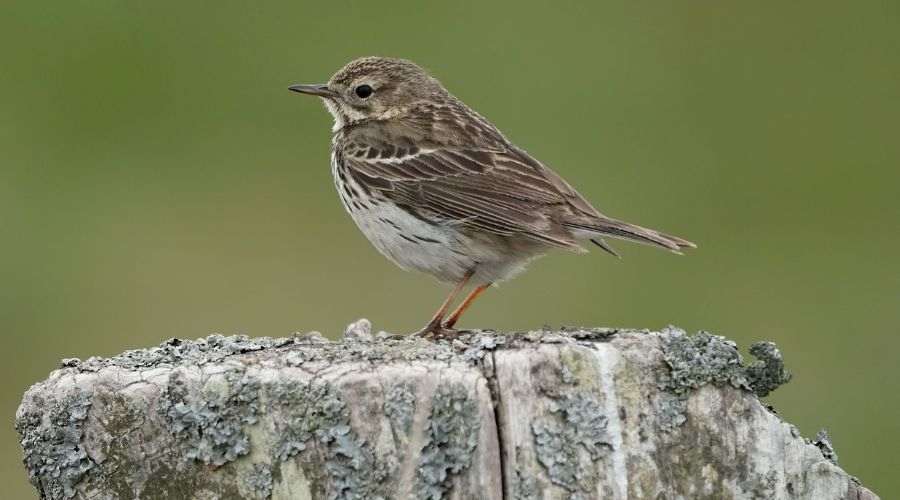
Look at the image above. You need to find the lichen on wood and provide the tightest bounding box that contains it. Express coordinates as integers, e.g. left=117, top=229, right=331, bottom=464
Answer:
left=16, top=323, right=877, bottom=500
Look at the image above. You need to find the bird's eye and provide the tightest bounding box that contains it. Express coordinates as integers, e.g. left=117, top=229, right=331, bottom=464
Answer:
left=354, top=84, right=374, bottom=99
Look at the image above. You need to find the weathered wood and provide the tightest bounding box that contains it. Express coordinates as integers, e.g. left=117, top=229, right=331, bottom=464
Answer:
left=16, top=320, right=878, bottom=500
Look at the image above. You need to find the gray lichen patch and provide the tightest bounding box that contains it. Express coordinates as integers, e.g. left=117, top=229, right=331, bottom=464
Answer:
left=268, top=382, right=344, bottom=461
left=384, top=382, right=417, bottom=435
left=659, top=329, right=752, bottom=395
left=74, top=334, right=296, bottom=372
left=532, top=391, right=611, bottom=497
left=268, top=382, right=321, bottom=462
left=656, top=329, right=793, bottom=434
left=240, top=463, right=274, bottom=500
left=523, top=347, right=613, bottom=499
left=659, top=329, right=791, bottom=398
left=745, top=341, right=792, bottom=397
left=812, top=429, right=839, bottom=465
left=459, top=334, right=506, bottom=362
left=558, top=326, right=620, bottom=342
left=415, top=383, right=480, bottom=499
left=513, top=464, right=540, bottom=500
left=16, top=387, right=95, bottom=499
left=160, top=367, right=261, bottom=466
left=267, top=380, right=391, bottom=500
left=52, top=324, right=623, bottom=379
left=654, top=392, right=689, bottom=432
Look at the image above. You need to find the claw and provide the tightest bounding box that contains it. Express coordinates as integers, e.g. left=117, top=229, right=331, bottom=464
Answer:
left=411, top=319, right=461, bottom=340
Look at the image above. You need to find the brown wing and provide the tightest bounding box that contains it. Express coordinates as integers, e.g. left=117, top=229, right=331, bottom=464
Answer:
left=339, top=141, right=588, bottom=249
left=337, top=96, right=695, bottom=253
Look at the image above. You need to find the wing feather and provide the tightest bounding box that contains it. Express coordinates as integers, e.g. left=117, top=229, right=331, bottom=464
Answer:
left=334, top=100, right=693, bottom=254
left=342, top=143, right=582, bottom=248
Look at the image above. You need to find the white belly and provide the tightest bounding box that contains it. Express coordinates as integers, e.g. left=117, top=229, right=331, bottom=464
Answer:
left=333, top=165, right=472, bottom=282
left=332, top=156, right=547, bottom=284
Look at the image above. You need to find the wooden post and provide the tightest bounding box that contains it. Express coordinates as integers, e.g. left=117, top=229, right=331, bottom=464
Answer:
left=16, top=320, right=878, bottom=499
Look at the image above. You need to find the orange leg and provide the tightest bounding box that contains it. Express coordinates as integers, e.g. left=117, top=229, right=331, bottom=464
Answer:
left=442, top=283, right=491, bottom=329
left=413, top=271, right=473, bottom=336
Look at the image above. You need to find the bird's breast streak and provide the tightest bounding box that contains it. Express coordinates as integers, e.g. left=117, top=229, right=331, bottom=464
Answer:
left=331, top=154, right=472, bottom=282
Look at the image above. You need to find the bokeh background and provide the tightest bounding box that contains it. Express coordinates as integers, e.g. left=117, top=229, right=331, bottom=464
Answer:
left=2, top=1, right=898, bottom=497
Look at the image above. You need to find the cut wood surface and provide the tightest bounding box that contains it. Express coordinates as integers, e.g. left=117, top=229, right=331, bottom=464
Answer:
left=16, top=320, right=878, bottom=499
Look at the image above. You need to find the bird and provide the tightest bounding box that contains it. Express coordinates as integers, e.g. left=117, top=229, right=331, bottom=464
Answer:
left=289, top=57, right=695, bottom=338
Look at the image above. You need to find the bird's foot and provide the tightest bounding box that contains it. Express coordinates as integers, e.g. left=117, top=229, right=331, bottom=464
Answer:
left=411, top=319, right=462, bottom=340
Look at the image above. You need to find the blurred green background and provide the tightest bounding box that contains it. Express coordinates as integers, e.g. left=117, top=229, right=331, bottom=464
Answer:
left=2, top=1, right=898, bottom=497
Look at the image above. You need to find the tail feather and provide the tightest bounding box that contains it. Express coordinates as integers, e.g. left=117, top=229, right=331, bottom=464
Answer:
left=590, top=238, right=621, bottom=258
left=565, top=218, right=696, bottom=254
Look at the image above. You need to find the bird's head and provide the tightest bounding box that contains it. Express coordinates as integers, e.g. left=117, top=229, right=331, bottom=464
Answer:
left=290, top=57, right=448, bottom=131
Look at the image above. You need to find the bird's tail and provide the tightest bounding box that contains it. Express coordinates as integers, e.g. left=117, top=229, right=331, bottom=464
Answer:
left=564, top=218, right=696, bottom=255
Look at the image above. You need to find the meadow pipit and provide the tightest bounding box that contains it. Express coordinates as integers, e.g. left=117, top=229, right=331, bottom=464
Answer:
left=290, top=57, right=695, bottom=337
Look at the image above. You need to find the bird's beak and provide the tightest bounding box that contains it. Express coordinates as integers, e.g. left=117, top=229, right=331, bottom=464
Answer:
left=288, top=84, right=337, bottom=98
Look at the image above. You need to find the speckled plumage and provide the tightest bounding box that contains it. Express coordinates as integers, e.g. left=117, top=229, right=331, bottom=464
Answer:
left=290, top=57, right=695, bottom=335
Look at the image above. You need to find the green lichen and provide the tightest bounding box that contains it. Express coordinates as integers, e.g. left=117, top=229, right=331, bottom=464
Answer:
left=415, top=383, right=479, bottom=500
left=161, top=367, right=261, bottom=466
left=17, top=388, right=95, bottom=499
